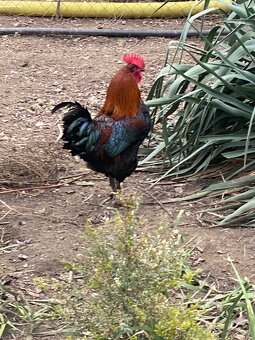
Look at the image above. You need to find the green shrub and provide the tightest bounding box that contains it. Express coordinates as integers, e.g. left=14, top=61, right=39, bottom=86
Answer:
left=42, top=202, right=214, bottom=339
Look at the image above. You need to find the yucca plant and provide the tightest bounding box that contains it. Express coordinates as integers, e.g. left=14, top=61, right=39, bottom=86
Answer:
left=144, top=0, right=255, bottom=226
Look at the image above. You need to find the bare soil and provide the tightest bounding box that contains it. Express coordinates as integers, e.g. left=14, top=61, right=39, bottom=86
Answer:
left=0, top=15, right=255, bottom=338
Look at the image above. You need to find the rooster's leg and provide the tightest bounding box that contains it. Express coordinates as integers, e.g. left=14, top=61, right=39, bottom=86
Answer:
left=100, top=177, right=122, bottom=207
left=109, top=177, right=121, bottom=193
left=108, top=177, right=122, bottom=207
left=109, top=176, right=117, bottom=193
left=115, top=180, right=121, bottom=191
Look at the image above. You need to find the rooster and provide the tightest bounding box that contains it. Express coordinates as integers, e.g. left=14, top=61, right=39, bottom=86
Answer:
left=52, top=53, right=151, bottom=199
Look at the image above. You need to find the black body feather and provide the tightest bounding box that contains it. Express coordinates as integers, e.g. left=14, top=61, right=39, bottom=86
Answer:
left=53, top=101, right=151, bottom=184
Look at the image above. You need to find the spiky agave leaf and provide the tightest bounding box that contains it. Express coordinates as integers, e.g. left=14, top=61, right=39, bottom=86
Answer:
left=145, top=0, right=255, bottom=226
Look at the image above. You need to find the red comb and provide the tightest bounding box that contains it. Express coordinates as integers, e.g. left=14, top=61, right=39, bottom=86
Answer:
left=123, top=53, right=145, bottom=69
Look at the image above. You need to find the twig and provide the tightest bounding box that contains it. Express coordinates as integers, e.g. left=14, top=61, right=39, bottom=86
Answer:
left=0, top=228, right=4, bottom=242
left=0, top=243, right=20, bottom=252
left=138, top=186, right=173, bottom=218
left=0, top=199, right=22, bottom=215
left=55, top=123, right=63, bottom=142
left=185, top=235, right=198, bottom=247
left=0, top=210, right=11, bottom=221
left=0, top=184, right=62, bottom=194
left=0, top=175, right=88, bottom=195
left=58, top=171, right=90, bottom=180
left=0, top=172, right=92, bottom=187
left=82, top=186, right=95, bottom=203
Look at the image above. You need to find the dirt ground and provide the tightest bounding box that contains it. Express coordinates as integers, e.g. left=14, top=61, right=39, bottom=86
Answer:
left=0, top=14, right=255, bottom=337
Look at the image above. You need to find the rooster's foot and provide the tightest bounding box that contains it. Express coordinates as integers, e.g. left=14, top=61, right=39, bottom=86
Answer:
left=109, top=192, right=123, bottom=207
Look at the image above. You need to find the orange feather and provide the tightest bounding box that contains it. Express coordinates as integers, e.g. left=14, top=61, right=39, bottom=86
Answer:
left=99, top=65, right=141, bottom=120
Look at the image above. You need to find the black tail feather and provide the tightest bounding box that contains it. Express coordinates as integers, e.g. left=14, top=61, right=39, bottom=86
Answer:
left=52, top=101, right=84, bottom=114
left=52, top=101, right=92, bottom=126
left=53, top=100, right=94, bottom=157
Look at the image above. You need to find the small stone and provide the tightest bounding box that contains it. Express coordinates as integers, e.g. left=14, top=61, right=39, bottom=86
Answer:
left=20, top=61, right=29, bottom=67
left=18, top=254, right=28, bottom=261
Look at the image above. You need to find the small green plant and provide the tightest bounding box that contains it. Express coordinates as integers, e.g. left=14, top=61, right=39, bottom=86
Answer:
left=0, top=282, right=55, bottom=338
left=44, top=201, right=214, bottom=339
